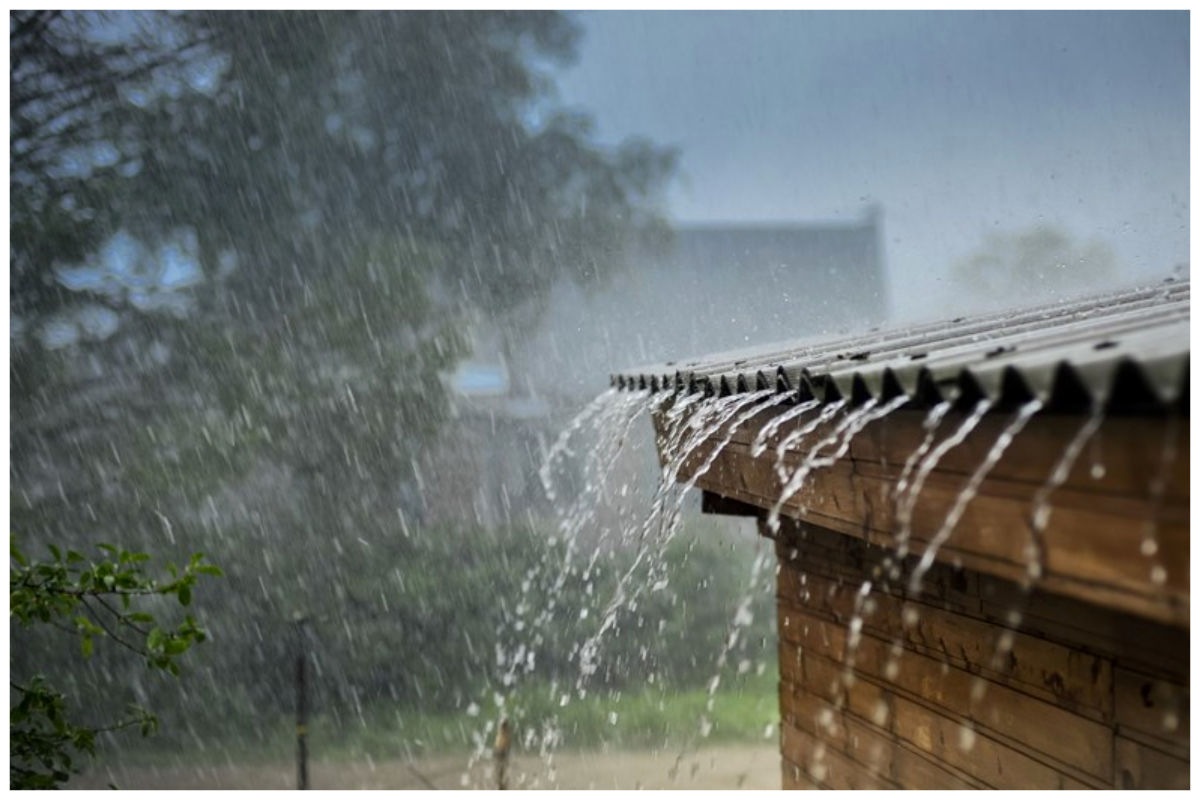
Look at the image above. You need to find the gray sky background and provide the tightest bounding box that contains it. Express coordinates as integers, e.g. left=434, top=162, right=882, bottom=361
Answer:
left=553, top=11, right=1189, bottom=319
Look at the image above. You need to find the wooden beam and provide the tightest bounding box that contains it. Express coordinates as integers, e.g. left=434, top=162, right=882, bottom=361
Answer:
left=655, top=404, right=1189, bottom=626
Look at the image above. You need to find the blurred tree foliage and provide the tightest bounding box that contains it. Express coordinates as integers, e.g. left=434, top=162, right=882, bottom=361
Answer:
left=950, top=225, right=1118, bottom=305
left=12, top=11, right=676, bottom=338
left=12, top=9, right=676, bottom=513
left=9, top=11, right=770, bottom=766
left=9, top=539, right=221, bottom=787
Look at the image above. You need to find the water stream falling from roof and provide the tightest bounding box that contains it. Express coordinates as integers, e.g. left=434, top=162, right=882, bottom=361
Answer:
left=464, top=387, right=658, bottom=785
left=906, top=398, right=1044, bottom=596
left=576, top=390, right=777, bottom=693
left=1024, top=401, right=1106, bottom=586
left=891, top=398, right=993, bottom=568
left=751, top=399, right=821, bottom=457
left=950, top=400, right=1109, bottom=713
left=766, top=395, right=910, bottom=534
left=638, top=390, right=794, bottom=612
left=772, top=399, right=847, bottom=482
left=486, top=358, right=1178, bottom=786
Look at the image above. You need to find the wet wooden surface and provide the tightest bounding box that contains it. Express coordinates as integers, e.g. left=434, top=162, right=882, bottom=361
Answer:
left=658, top=403, right=1189, bottom=626
left=655, top=400, right=1190, bottom=788
left=772, top=521, right=1188, bottom=790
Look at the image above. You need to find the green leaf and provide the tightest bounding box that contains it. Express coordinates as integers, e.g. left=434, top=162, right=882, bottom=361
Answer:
left=126, top=612, right=154, bottom=624
left=48, top=544, right=62, bottom=561
left=193, top=564, right=224, bottom=577
left=178, top=584, right=191, bottom=607
left=81, top=636, right=93, bottom=659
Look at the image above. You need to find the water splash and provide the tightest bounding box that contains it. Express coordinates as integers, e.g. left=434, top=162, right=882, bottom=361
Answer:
left=638, top=391, right=794, bottom=603
left=834, top=578, right=874, bottom=709
left=907, top=398, right=1043, bottom=596
left=1024, top=402, right=1104, bottom=585
left=697, top=541, right=772, bottom=742
left=773, top=399, right=847, bottom=481
left=876, top=400, right=951, bottom=581
left=468, top=388, right=656, bottom=778
left=538, top=387, right=618, bottom=503
left=767, top=395, right=909, bottom=533
left=576, top=389, right=783, bottom=691
left=893, top=401, right=952, bottom=504
left=1139, top=413, right=1180, bottom=594
left=892, top=399, right=993, bottom=565
left=875, top=399, right=993, bottom=688
left=657, top=390, right=791, bottom=539
left=751, top=399, right=821, bottom=457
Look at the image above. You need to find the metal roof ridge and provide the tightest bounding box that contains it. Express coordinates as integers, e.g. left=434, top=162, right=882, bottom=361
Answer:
left=611, top=279, right=1189, bottom=414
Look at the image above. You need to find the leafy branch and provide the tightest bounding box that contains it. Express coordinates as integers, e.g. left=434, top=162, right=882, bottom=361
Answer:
left=10, top=537, right=221, bottom=788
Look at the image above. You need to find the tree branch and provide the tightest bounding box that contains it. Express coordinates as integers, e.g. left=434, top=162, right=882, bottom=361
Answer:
left=77, top=596, right=146, bottom=657
left=92, top=594, right=151, bottom=636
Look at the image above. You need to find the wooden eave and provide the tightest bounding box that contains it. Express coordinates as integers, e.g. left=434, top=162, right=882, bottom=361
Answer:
left=618, top=281, right=1191, bottom=627
left=660, top=405, right=1188, bottom=627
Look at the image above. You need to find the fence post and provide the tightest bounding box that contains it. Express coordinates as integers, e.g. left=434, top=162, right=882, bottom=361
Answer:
left=494, top=717, right=511, bottom=790
left=294, top=615, right=309, bottom=790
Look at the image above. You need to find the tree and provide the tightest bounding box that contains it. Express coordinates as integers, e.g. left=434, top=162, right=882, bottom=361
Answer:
left=10, top=538, right=221, bottom=788
left=11, top=10, right=679, bottom=749
left=951, top=225, right=1119, bottom=305
left=10, top=11, right=214, bottom=325
left=11, top=12, right=675, bottom=342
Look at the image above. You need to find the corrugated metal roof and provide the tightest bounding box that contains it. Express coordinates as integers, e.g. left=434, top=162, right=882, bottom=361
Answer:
left=611, top=279, right=1189, bottom=414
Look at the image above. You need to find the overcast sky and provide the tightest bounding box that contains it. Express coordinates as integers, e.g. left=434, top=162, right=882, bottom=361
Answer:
left=554, top=11, right=1189, bottom=318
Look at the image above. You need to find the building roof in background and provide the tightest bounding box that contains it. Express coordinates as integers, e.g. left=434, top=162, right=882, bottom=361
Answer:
left=656, top=213, right=888, bottom=326
left=517, top=211, right=889, bottom=401
left=612, top=279, right=1189, bottom=414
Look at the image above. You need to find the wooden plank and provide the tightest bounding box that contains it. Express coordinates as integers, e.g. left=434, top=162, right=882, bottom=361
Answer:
left=780, top=720, right=898, bottom=790
left=977, top=572, right=1190, bottom=683
left=1114, top=735, right=1190, bottom=789
left=777, top=567, right=1114, bottom=720
left=687, top=441, right=1188, bottom=625
left=1113, top=667, right=1189, bottom=759
left=777, top=603, right=1114, bottom=781
left=889, top=693, right=1097, bottom=789
left=779, top=643, right=1100, bottom=789
left=716, top=439, right=1188, bottom=599
left=850, top=412, right=1189, bottom=504
left=772, top=515, right=1187, bottom=690
left=772, top=521, right=983, bottom=615
left=780, top=759, right=822, bottom=789
left=712, top=406, right=1188, bottom=504
left=780, top=677, right=979, bottom=788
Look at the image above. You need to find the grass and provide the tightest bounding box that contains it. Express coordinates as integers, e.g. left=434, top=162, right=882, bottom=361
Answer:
left=321, top=669, right=780, bottom=760
left=96, top=670, right=780, bottom=769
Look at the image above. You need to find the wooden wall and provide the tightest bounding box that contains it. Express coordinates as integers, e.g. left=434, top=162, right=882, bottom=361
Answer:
left=667, top=407, right=1189, bottom=627
left=770, top=517, right=1188, bottom=790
